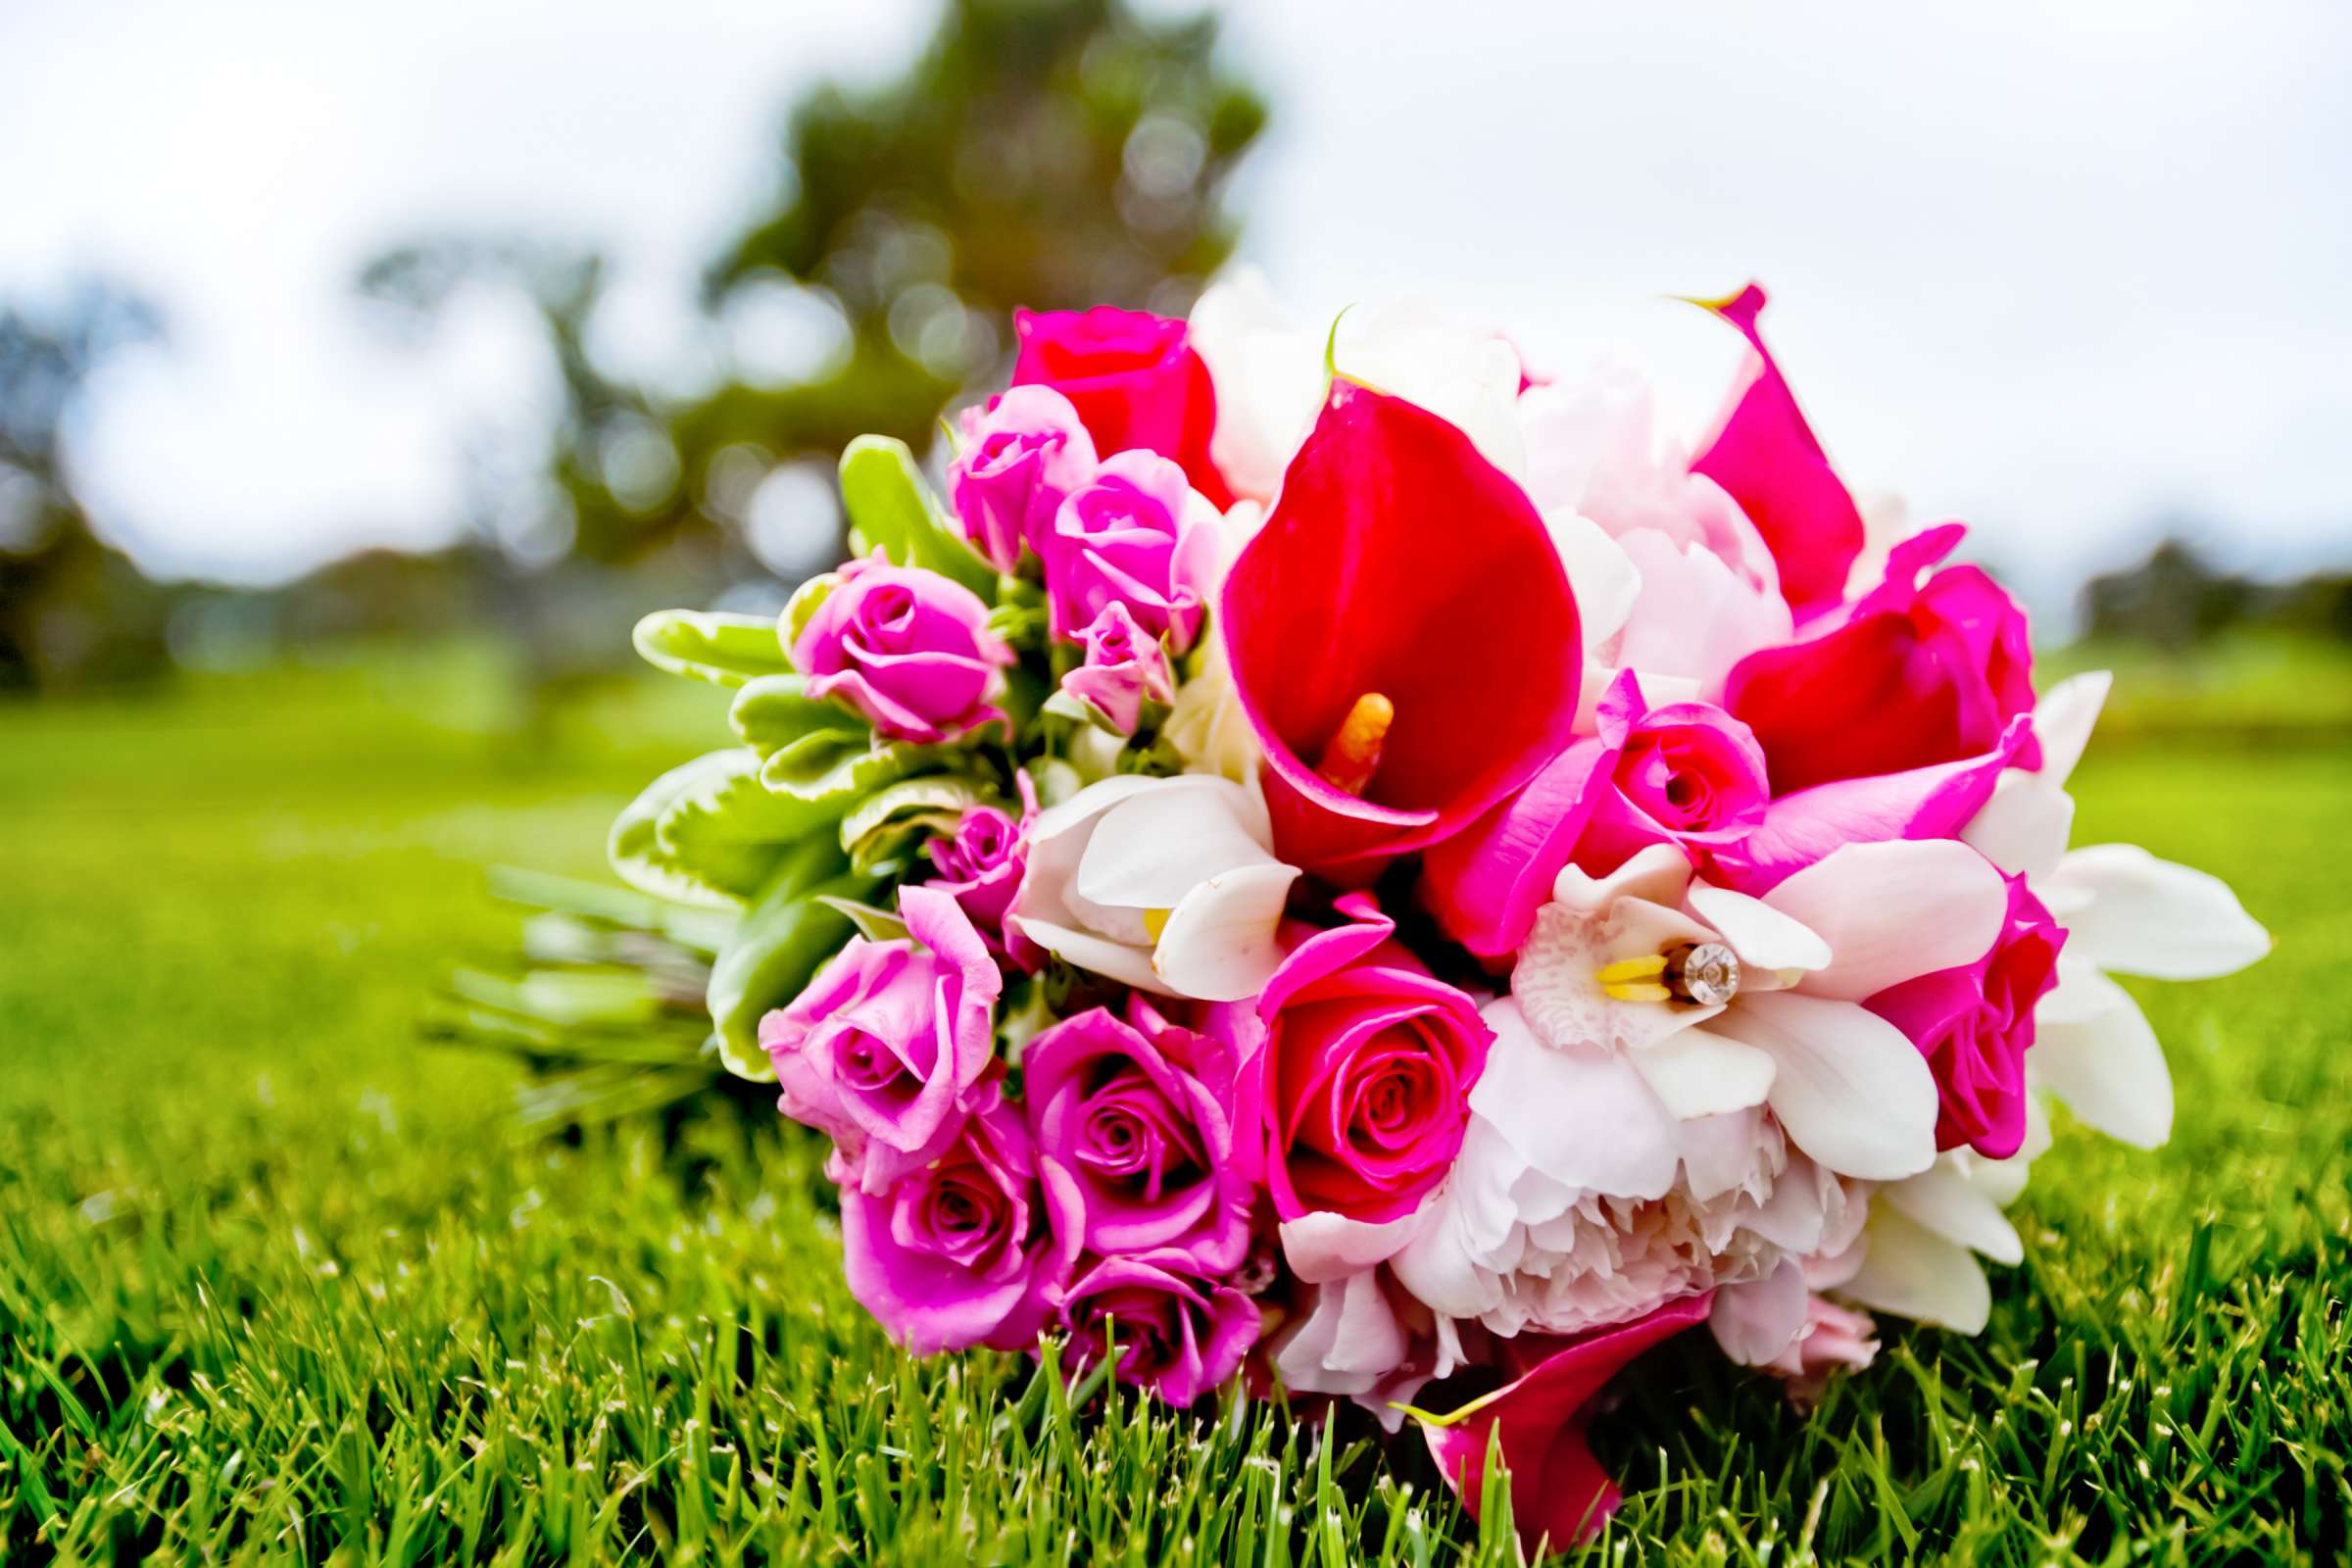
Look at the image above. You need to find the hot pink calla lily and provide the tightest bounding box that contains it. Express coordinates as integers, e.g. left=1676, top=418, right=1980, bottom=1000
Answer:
left=1419, top=1292, right=1713, bottom=1551
left=1222, top=379, right=1583, bottom=879
left=1690, top=284, right=1865, bottom=622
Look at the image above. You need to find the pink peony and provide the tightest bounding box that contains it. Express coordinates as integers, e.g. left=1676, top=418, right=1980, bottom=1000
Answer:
left=947, top=384, right=1099, bottom=569
left=758, top=887, right=1000, bottom=1193
left=1010, top=305, right=1230, bottom=507
left=1058, top=601, right=1176, bottom=734
left=1057, top=1250, right=1260, bottom=1406
left=1723, top=524, right=2038, bottom=798
left=1022, top=999, right=1251, bottom=1273
left=839, top=1078, right=1081, bottom=1353
left=790, top=557, right=1012, bottom=745
left=1235, top=893, right=1492, bottom=1226
left=1866, top=872, right=2065, bottom=1158
left=1038, top=450, right=1217, bottom=650
left=1760, top=1294, right=1880, bottom=1405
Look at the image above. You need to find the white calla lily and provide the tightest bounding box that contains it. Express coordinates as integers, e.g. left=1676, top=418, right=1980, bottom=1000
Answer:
left=1009, top=774, right=1299, bottom=1002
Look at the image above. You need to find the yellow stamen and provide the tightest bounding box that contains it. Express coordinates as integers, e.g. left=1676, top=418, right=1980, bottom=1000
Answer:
left=1143, top=907, right=1172, bottom=943
left=1596, top=953, right=1671, bottom=1004
left=1314, top=692, right=1395, bottom=797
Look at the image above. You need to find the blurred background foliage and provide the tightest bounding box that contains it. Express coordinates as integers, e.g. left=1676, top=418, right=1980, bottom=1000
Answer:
left=3, top=0, right=2348, bottom=735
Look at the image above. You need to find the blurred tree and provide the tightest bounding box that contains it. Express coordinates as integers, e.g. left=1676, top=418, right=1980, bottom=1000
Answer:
left=2082, top=532, right=2352, bottom=649
left=359, top=0, right=1263, bottom=589
left=0, top=283, right=171, bottom=692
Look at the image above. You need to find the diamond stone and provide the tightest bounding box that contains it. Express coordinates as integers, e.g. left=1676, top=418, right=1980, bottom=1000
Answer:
left=1665, top=942, right=1740, bottom=1006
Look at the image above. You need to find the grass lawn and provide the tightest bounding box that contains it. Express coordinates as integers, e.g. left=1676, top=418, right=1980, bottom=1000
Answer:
left=1, top=650, right=2345, bottom=1565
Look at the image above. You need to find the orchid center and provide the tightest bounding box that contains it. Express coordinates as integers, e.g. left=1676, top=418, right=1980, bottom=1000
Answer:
left=1313, top=692, right=1394, bottom=797
left=1595, top=942, right=1741, bottom=1005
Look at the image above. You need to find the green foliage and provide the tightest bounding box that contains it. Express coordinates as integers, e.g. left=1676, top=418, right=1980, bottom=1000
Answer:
left=0, top=657, right=2345, bottom=1564
left=840, top=435, right=1000, bottom=598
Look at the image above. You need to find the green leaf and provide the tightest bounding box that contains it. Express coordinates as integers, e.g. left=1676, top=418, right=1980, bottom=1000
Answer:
left=839, top=773, right=993, bottom=873
left=760, top=732, right=927, bottom=806
left=813, top=895, right=909, bottom=944
left=780, top=572, right=840, bottom=650
left=839, top=435, right=996, bottom=599
left=729, top=672, right=858, bottom=760
left=706, top=837, right=882, bottom=1080
left=608, top=749, right=837, bottom=907
left=632, top=609, right=794, bottom=688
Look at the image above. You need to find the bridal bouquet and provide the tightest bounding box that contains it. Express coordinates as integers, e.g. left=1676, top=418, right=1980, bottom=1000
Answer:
left=605, top=280, right=2266, bottom=1546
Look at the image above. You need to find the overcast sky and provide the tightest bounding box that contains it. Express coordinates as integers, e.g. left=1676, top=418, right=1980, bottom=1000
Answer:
left=6, top=0, right=2349, bottom=626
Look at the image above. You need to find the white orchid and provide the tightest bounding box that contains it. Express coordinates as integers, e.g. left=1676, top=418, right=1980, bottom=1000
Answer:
left=1960, top=670, right=2270, bottom=1147
left=1509, top=838, right=2012, bottom=1182
left=1008, top=774, right=1299, bottom=1003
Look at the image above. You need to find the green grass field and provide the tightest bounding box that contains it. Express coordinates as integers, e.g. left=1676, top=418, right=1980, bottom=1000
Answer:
left=1, top=650, right=2345, bottom=1565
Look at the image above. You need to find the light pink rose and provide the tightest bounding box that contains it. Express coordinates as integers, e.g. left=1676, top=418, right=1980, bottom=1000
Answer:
left=1038, top=450, right=1217, bottom=651
left=947, top=384, right=1098, bottom=570
left=839, top=1077, right=1082, bottom=1353
left=758, top=887, right=1000, bottom=1193
left=790, top=557, right=1012, bottom=745
left=1057, top=601, right=1175, bottom=733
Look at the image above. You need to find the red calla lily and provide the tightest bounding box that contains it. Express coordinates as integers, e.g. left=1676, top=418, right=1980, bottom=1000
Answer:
left=1690, top=284, right=1864, bottom=622
left=1221, top=379, right=1583, bottom=879
left=1419, top=1292, right=1712, bottom=1551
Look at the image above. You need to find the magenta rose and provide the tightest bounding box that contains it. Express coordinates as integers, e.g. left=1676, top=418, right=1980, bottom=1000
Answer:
left=1057, top=601, right=1175, bottom=734
left=790, top=557, right=1013, bottom=745
left=1237, top=893, right=1493, bottom=1224
left=1421, top=673, right=1768, bottom=958
left=1039, top=450, right=1217, bottom=651
left=1023, top=998, right=1250, bottom=1273
left=1723, top=523, right=2037, bottom=797
left=924, top=773, right=1044, bottom=971
left=1056, top=1250, right=1260, bottom=1406
left=1009, top=305, right=1231, bottom=507
left=759, top=887, right=1001, bottom=1192
left=1865, top=872, right=2065, bottom=1158
left=947, top=384, right=1099, bottom=570
left=840, top=1077, right=1082, bottom=1353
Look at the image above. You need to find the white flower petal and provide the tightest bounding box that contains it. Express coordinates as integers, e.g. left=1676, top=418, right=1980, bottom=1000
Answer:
left=1883, top=1158, right=2024, bottom=1265
left=1278, top=1205, right=1428, bottom=1284
left=1189, top=269, right=1324, bottom=503
left=1626, top=1025, right=1778, bottom=1121
left=2030, top=967, right=2173, bottom=1147
left=1841, top=1204, right=1992, bottom=1334
left=1007, top=916, right=1170, bottom=996
left=1549, top=840, right=1694, bottom=913
left=1961, top=771, right=2075, bottom=883
left=1686, top=885, right=1832, bottom=977
left=1075, top=777, right=1281, bottom=909
left=1152, top=861, right=1301, bottom=1001
left=1715, top=992, right=1940, bottom=1181
left=1470, top=1001, right=1687, bottom=1198
left=1767, top=839, right=2007, bottom=1000
left=1709, top=1258, right=1809, bottom=1366
left=2043, top=843, right=2269, bottom=980
left=1544, top=511, right=1642, bottom=649
left=1334, top=302, right=1527, bottom=479
left=2033, top=669, right=2112, bottom=787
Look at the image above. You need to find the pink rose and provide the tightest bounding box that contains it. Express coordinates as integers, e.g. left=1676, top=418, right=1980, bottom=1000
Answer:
left=1866, top=871, right=2064, bottom=1158
left=923, top=774, right=1044, bottom=970
left=840, top=1077, right=1081, bottom=1353
left=1039, top=450, right=1217, bottom=650
left=1023, top=999, right=1250, bottom=1273
left=1236, top=893, right=1492, bottom=1225
left=790, top=557, right=1012, bottom=746
left=1760, top=1294, right=1879, bottom=1405
left=947, top=384, right=1098, bottom=570
left=1420, top=673, right=1769, bottom=959
left=1723, top=524, right=2038, bottom=798
left=1057, top=601, right=1175, bottom=734
left=1010, top=305, right=1230, bottom=507
left=1057, top=1250, right=1259, bottom=1406
left=758, top=887, right=1000, bottom=1193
